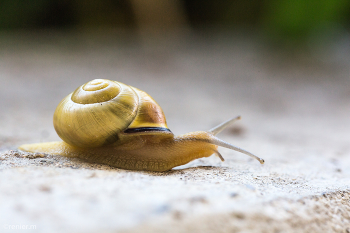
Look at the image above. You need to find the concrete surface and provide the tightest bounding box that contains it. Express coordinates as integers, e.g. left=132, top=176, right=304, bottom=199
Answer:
left=0, top=31, right=349, bottom=232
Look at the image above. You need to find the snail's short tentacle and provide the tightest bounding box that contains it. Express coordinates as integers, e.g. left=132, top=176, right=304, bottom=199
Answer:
left=209, top=116, right=241, bottom=136
left=212, top=149, right=225, bottom=161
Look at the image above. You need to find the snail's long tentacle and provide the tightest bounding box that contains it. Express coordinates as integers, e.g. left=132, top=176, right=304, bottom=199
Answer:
left=209, top=136, right=264, bottom=164
left=208, top=116, right=241, bottom=136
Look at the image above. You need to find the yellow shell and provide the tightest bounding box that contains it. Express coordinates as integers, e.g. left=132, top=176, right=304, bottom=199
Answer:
left=53, top=79, right=170, bottom=148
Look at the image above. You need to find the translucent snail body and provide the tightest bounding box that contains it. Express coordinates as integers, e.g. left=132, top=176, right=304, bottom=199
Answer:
left=19, top=79, right=264, bottom=172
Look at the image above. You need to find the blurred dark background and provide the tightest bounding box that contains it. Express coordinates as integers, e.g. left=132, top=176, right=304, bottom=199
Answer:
left=0, top=0, right=349, bottom=45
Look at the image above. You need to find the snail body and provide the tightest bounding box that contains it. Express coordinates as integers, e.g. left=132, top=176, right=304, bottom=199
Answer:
left=19, top=79, right=264, bottom=171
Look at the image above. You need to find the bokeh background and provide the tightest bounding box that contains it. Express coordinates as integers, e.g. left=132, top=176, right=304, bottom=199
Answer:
left=1, top=0, right=349, bottom=45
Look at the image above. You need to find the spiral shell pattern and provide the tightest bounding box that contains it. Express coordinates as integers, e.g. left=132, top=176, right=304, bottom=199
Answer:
left=53, top=79, right=140, bottom=148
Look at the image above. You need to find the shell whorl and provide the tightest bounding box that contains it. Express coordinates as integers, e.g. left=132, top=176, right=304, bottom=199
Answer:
left=54, top=79, right=141, bottom=148
left=53, top=79, right=171, bottom=148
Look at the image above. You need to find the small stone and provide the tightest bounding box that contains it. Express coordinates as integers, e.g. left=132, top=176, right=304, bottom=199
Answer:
left=190, top=196, right=208, bottom=204
left=173, top=211, right=183, bottom=220
left=38, top=185, right=51, bottom=192
left=230, top=193, right=239, bottom=198
left=33, top=153, right=46, bottom=158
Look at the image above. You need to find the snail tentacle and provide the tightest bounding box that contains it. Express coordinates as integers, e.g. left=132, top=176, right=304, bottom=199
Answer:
left=212, top=149, right=224, bottom=161
left=208, top=116, right=241, bottom=136
left=208, top=136, right=264, bottom=164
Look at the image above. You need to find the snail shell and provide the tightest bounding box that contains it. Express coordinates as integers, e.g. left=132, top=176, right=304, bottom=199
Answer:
left=53, top=79, right=169, bottom=148
left=19, top=79, right=264, bottom=171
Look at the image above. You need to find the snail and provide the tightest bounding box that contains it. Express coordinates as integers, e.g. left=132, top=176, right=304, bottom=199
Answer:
left=19, top=79, right=264, bottom=172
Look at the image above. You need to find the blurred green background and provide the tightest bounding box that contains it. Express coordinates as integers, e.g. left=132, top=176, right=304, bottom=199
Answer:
left=0, top=0, right=349, bottom=44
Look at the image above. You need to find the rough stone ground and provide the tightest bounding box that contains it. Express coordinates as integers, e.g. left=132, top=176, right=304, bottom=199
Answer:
left=0, top=31, right=349, bottom=233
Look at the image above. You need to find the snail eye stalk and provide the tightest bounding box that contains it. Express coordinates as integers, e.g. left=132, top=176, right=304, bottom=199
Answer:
left=208, top=116, right=264, bottom=164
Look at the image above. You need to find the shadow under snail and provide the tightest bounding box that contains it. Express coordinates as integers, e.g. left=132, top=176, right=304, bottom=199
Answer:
left=19, top=79, right=264, bottom=172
